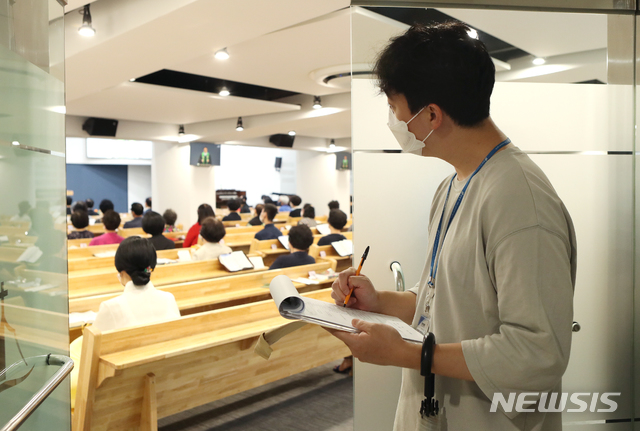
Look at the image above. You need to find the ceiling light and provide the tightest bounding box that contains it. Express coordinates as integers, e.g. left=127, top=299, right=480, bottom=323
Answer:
left=78, top=5, right=96, bottom=37
left=329, top=139, right=336, bottom=150
left=467, top=28, right=478, bottom=39
left=532, top=57, right=546, bottom=65
left=11, top=141, right=19, bottom=146
left=214, top=48, right=230, bottom=60
left=288, top=130, right=296, bottom=136
left=129, top=78, right=136, bottom=82
left=236, top=117, right=244, bottom=132
left=219, top=87, right=230, bottom=97
left=313, top=96, right=322, bottom=109
left=178, top=125, right=185, bottom=136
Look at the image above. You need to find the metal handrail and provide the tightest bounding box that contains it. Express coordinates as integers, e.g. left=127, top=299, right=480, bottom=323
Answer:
left=0, top=354, right=74, bottom=431
left=390, top=261, right=405, bottom=292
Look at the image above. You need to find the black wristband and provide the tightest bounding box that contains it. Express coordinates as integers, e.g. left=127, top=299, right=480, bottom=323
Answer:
left=419, top=332, right=438, bottom=417
left=421, top=332, right=436, bottom=377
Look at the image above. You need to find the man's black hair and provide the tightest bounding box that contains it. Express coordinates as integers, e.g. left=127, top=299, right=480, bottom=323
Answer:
left=374, top=22, right=495, bottom=127
left=131, top=202, right=144, bottom=216
left=200, top=217, right=226, bottom=243
left=102, top=210, right=121, bottom=231
left=328, top=209, right=347, bottom=230
left=328, top=200, right=340, bottom=210
left=145, top=197, right=152, bottom=207
left=228, top=199, right=241, bottom=212
left=115, top=237, right=157, bottom=285
left=99, top=199, right=114, bottom=213
left=71, top=211, right=89, bottom=229
left=66, top=196, right=72, bottom=206
left=73, top=201, right=88, bottom=213
left=290, top=195, right=302, bottom=207
left=288, top=224, right=314, bottom=251
left=263, top=203, right=278, bottom=222
left=86, top=198, right=95, bottom=209
left=142, top=211, right=165, bottom=236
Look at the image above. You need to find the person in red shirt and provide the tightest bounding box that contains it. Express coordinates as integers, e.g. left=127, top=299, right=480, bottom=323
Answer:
left=89, top=210, right=124, bottom=246
left=183, top=203, right=215, bottom=248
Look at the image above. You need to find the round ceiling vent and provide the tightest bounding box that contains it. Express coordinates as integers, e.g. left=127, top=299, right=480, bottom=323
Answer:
left=309, top=64, right=373, bottom=90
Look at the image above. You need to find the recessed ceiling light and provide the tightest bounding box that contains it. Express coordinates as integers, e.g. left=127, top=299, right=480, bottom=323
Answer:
left=236, top=117, right=244, bottom=132
left=288, top=130, right=296, bottom=136
left=467, top=28, right=478, bottom=39
left=78, top=5, right=96, bottom=37
left=312, top=96, right=322, bottom=109
left=533, top=57, right=546, bottom=65
left=219, top=87, right=230, bottom=97
left=215, top=48, right=230, bottom=60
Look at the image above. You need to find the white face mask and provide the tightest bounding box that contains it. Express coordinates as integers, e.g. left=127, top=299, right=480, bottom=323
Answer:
left=387, top=107, right=434, bottom=155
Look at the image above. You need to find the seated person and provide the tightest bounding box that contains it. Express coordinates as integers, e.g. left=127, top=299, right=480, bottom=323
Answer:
left=328, top=200, right=340, bottom=211
left=248, top=204, right=264, bottom=226
left=184, top=203, right=215, bottom=248
left=142, top=211, right=175, bottom=250
left=86, top=198, right=98, bottom=216
left=222, top=199, right=242, bottom=221
left=144, top=197, right=152, bottom=214
left=70, top=236, right=180, bottom=408
left=298, top=205, right=317, bottom=227
left=89, top=210, right=124, bottom=246
left=163, top=209, right=178, bottom=233
left=96, top=199, right=114, bottom=223
left=95, top=236, right=180, bottom=329
left=10, top=201, right=31, bottom=225
left=123, top=202, right=144, bottom=228
left=289, top=195, right=302, bottom=217
left=317, top=209, right=348, bottom=246
left=254, top=204, right=281, bottom=240
left=66, top=195, right=72, bottom=215
left=73, top=201, right=88, bottom=213
left=278, top=195, right=291, bottom=212
left=240, top=196, right=251, bottom=214
left=269, top=225, right=315, bottom=269
left=192, top=217, right=232, bottom=261
left=68, top=211, right=94, bottom=239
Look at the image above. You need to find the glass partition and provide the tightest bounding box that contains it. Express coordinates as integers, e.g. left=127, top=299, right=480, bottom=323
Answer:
left=351, top=3, right=636, bottom=430
left=0, top=0, right=69, bottom=428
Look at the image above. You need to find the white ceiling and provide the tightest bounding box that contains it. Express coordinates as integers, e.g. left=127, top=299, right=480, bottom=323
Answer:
left=64, top=2, right=612, bottom=151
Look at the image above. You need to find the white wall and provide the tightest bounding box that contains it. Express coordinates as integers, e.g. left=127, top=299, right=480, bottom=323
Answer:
left=127, top=165, right=151, bottom=210
left=214, top=145, right=296, bottom=207
left=152, top=141, right=217, bottom=228
left=295, top=151, right=351, bottom=217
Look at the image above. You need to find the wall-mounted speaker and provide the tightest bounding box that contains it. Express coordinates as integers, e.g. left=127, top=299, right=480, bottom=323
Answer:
left=269, top=134, right=295, bottom=148
left=275, top=157, right=282, bottom=171
left=82, top=118, right=119, bottom=137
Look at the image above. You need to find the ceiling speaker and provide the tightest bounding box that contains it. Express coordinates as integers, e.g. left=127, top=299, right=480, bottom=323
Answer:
left=269, top=134, right=295, bottom=148
left=82, top=118, right=119, bottom=137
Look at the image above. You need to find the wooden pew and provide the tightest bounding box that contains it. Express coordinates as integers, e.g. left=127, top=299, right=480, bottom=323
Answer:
left=68, top=261, right=337, bottom=341
left=309, top=243, right=353, bottom=272
left=68, top=256, right=268, bottom=300
left=73, top=289, right=349, bottom=431
left=248, top=238, right=288, bottom=267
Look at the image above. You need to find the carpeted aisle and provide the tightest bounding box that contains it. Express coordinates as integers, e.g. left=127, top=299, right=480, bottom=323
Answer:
left=159, top=361, right=353, bottom=431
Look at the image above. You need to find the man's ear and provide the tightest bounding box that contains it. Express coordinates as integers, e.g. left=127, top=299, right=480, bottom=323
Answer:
left=426, top=103, right=444, bottom=130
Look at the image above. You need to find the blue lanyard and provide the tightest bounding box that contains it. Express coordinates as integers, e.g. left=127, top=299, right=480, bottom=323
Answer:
left=427, top=138, right=511, bottom=288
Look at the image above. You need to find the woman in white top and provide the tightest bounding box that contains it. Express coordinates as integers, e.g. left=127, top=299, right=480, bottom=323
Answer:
left=192, top=216, right=232, bottom=261
left=71, top=237, right=180, bottom=407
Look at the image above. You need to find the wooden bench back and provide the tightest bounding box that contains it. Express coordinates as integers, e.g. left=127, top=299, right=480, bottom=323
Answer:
left=73, top=289, right=349, bottom=431
left=69, top=261, right=336, bottom=314
left=68, top=255, right=267, bottom=299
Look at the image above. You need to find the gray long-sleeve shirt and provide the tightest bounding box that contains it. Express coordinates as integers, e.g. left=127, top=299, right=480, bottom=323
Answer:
left=394, top=146, right=576, bottom=431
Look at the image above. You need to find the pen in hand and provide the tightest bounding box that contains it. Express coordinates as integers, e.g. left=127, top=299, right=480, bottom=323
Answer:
left=344, top=246, right=370, bottom=307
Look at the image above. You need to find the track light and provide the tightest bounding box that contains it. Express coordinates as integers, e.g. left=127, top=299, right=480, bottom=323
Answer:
left=329, top=139, right=336, bottom=150
left=313, top=96, right=322, bottom=109
left=78, top=5, right=96, bottom=37
left=532, top=57, right=546, bottom=65
left=288, top=130, right=296, bottom=136
left=219, top=86, right=230, bottom=97
left=215, top=48, right=230, bottom=60
left=11, top=141, right=20, bottom=146
left=236, top=117, right=243, bottom=132
left=467, top=28, right=478, bottom=39
left=178, top=125, right=185, bottom=136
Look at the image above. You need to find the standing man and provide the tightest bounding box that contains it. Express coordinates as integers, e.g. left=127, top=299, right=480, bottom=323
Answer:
left=200, top=147, right=210, bottom=165
left=329, top=22, right=576, bottom=431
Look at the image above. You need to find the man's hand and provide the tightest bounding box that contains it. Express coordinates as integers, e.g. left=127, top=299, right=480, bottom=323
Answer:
left=327, top=319, right=420, bottom=369
left=331, top=267, right=380, bottom=312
